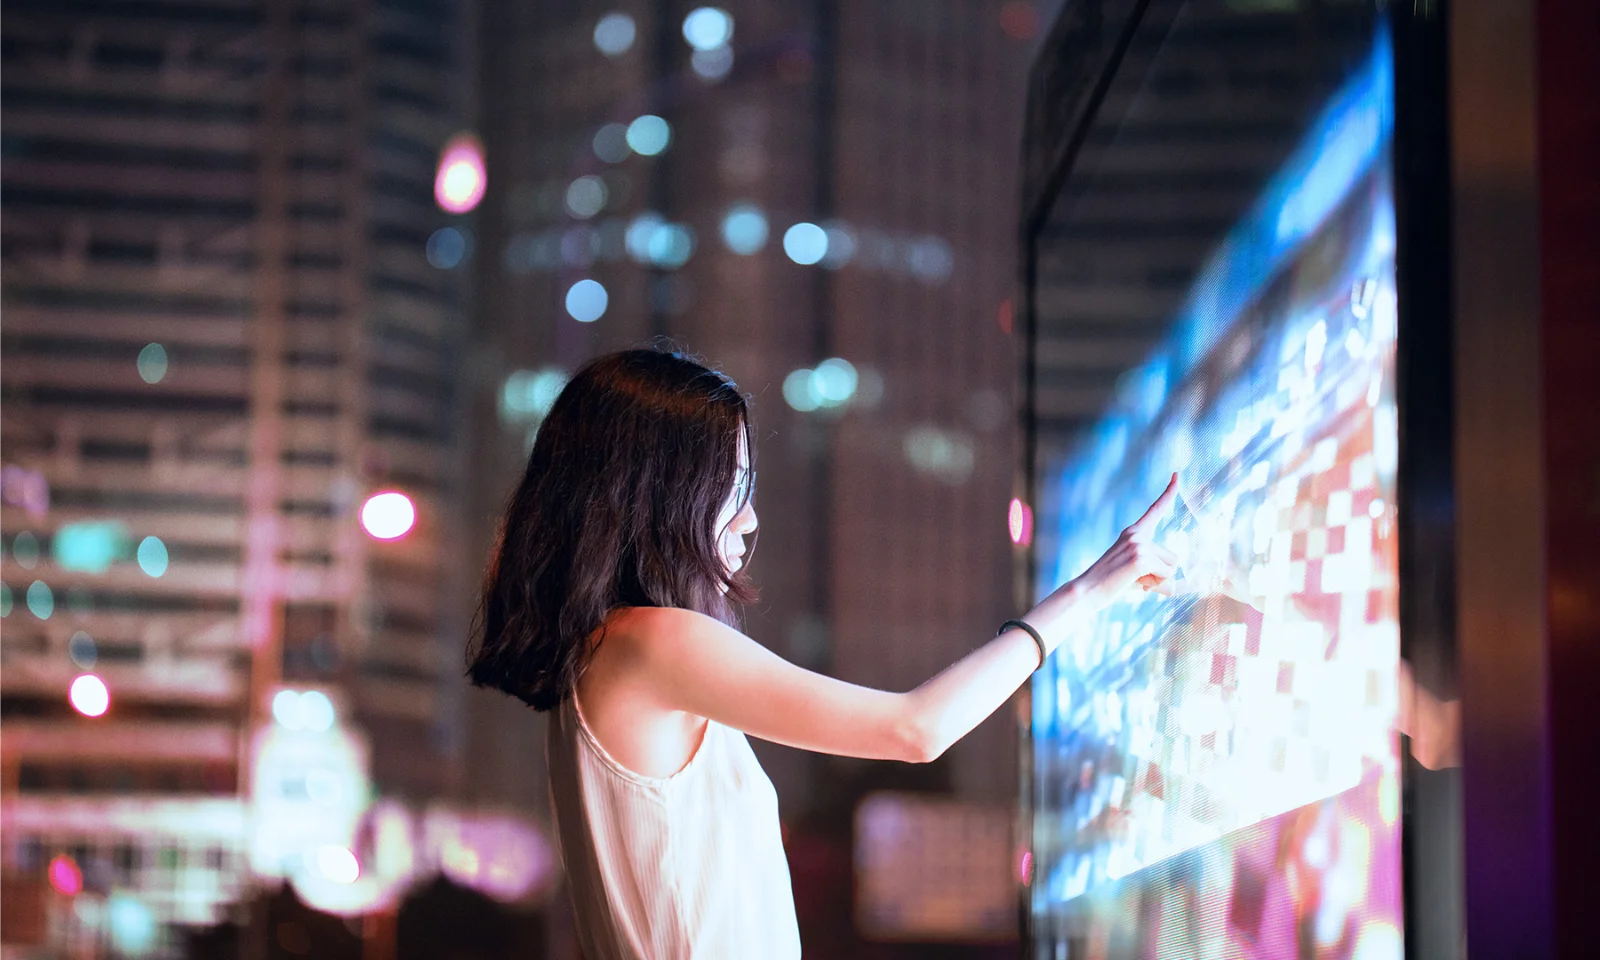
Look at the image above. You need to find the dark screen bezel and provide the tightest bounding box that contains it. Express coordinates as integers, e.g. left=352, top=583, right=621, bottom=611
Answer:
left=1017, top=2, right=1462, bottom=956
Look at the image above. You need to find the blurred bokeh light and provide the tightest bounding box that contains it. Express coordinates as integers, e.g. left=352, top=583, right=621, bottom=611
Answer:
left=1008, top=497, right=1034, bottom=546
left=69, top=674, right=111, bottom=718
left=625, top=115, right=672, bottom=156
left=360, top=492, right=417, bottom=540
left=434, top=133, right=487, bottom=214
left=721, top=204, right=769, bottom=254
left=593, top=12, right=637, bottom=57
left=48, top=855, right=83, bottom=896
left=315, top=846, right=361, bottom=885
left=136, top=342, right=169, bottom=383
left=565, top=279, right=610, bottom=323
left=682, top=8, right=734, bottom=50
left=783, top=222, right=828, bottom=265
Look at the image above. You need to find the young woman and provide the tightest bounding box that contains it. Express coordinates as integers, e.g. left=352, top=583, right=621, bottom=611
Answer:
left=468, top=348, right=1177, bottom=959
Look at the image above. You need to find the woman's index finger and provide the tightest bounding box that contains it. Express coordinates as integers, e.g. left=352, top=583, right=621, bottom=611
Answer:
left=1131, top=473, right=1179, bottom=532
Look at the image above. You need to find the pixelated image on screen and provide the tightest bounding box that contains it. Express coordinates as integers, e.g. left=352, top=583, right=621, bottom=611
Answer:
left=1030, top=26, right=1403, bottom=960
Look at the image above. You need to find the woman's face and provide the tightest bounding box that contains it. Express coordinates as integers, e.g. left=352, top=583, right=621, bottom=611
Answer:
left=714, top=430, right=757, bottom=578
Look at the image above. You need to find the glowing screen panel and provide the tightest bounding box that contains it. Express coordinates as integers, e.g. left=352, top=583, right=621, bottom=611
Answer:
left=1029, top=22, right=1402, bottom=959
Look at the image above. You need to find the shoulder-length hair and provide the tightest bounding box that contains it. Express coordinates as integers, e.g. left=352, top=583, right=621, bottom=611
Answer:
left=467, top=348, right=757, bottom=710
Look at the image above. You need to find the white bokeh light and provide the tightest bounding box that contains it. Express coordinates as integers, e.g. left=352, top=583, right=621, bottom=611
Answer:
left=272, top=689, right=304, bottom=729
left=360, top=491, right=416, bottom=540
left=70, top=674, right=110, bottom=717
left=300, top=690, right=336, bottom=732
left=273, top=688, right=337, bottom=732
left=315, top=846, right=361, bottom=885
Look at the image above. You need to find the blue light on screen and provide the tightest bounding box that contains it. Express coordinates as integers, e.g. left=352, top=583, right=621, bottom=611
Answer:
left=1043, top=27, right=1394, bottom=593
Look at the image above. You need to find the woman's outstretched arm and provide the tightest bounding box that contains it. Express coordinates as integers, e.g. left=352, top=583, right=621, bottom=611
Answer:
left=621, top=476, right=1179, bottom=763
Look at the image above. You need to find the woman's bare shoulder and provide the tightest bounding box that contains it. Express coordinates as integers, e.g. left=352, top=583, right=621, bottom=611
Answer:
left=600, top=606, right=719, bottom=657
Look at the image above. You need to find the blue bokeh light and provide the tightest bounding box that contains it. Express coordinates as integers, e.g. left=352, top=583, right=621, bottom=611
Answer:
left=682, top=8, right=734, bottom=51
left=137, top=343, right=169, bottom=384
left=27, top=580, right=54, bottom=620
left=721, top=204, right=768, bottom=254
left=593, top=123, right=631, bottom=163
left=647, top=224, right=695, bottom=269
left=692, top=46, right=734, bottom=81
left=783, top=223, right=828, bottom=265
left=426, top=227, right=470, bottom=269
left=626, top=115, right=672, bottom=156
left=137, top=536, right=169, bottom=578
left=565, top=176, right=608, bottom=219
left=594, top=13, right=636, bottom=57
left=565, top=279, right=609, bottom=323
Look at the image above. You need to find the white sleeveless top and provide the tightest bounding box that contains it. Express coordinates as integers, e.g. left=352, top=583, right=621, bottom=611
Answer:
left=546, top=693, right=802, bottom=959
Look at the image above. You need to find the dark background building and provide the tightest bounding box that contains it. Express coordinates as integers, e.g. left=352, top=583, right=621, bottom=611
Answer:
left=2, top=0, right=1053, bottom=956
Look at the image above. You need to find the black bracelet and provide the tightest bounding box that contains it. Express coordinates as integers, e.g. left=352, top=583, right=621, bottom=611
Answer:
left=999, top=619, right=1048, bottom=668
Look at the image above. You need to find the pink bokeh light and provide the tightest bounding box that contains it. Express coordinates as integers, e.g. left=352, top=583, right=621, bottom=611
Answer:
left=1008, top=497, right=1034, bottom=546
left=434, top=133, right=486, bottom=214
left=48, top=855, right=83, bottom=896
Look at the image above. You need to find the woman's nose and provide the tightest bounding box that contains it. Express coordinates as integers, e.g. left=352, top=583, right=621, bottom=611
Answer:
left=736, top=502, right=758, bottom=534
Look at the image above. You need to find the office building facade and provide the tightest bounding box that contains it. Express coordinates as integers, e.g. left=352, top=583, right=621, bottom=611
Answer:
left=1, top=0, right=478, bottom=951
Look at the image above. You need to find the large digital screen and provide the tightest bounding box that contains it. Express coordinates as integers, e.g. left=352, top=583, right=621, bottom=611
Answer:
left=1029, top=21, right=1403, bottom=959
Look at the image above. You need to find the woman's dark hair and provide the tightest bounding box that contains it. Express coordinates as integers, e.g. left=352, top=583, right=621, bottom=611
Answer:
left=467, top=348, right=757, bottom=710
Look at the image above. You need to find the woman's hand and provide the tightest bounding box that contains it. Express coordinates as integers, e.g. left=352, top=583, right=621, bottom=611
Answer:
left=1398, top=660, right=1461, bottom=770
left=1027, top=474, right=1181, bottom=650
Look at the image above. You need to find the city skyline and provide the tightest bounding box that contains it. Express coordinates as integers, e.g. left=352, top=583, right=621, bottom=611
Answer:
left=2, top=1, right=1047, bottom=955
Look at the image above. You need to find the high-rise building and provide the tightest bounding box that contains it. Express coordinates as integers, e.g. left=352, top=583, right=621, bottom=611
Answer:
left=1, top=0, right=480, bottom=952
left=824, top=0, right=1034, bottom=804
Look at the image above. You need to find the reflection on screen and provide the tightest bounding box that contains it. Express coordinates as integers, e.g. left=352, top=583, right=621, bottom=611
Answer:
left=1031, top=25, right=1402, bottom=959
